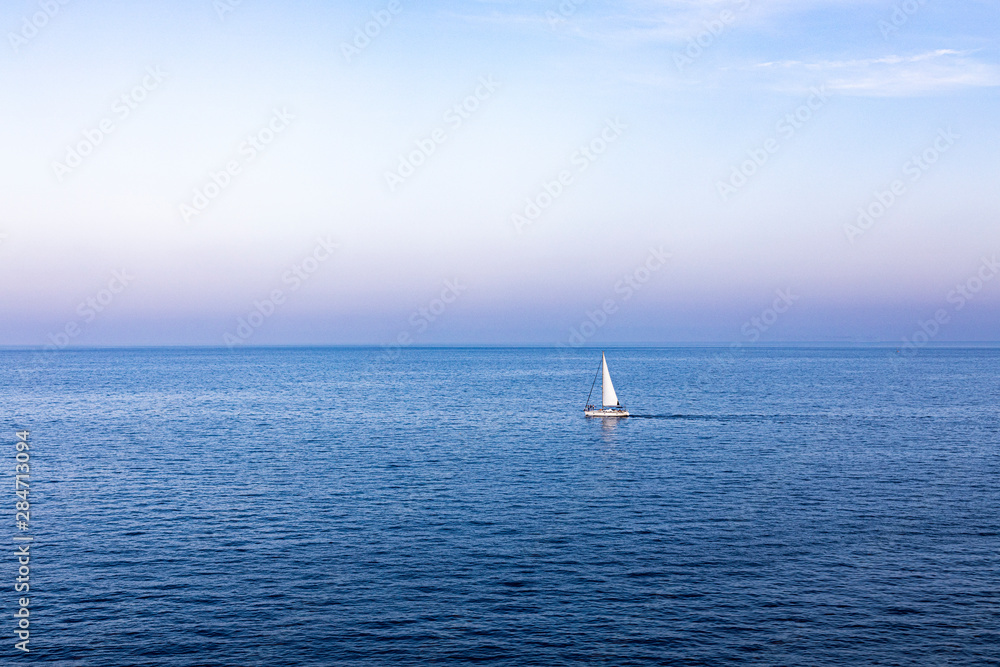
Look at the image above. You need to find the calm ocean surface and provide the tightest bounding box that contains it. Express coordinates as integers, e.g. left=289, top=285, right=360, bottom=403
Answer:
left=2, top=346, right=998, bottom=665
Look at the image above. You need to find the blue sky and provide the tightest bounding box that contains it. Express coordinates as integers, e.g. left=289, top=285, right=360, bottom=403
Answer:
left=1, top=0, right=998, bottom=346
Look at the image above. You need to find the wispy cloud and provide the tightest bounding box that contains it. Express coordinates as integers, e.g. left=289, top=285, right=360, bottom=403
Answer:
left=754, top=49, right=1000, bottom=96
left=446, top=2, right=1000, bottom=98
left=448, top=0, right=889, bottom=44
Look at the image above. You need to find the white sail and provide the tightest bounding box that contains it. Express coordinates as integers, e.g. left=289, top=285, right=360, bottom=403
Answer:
left=601, top=352, right=620, bottom=407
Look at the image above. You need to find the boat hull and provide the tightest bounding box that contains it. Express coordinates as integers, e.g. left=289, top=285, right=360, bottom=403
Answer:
left=585, top=408, right=629, bottom=418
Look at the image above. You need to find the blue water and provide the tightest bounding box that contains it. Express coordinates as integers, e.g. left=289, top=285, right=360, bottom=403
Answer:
left=2, top=347, right=999, bottom=665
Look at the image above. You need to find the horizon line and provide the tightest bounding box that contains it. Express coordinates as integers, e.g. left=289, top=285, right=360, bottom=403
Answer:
left=4, top=342, right=1000, bottom=352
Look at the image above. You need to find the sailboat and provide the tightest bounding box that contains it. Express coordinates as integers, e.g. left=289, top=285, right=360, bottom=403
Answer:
left=584, top=352, right=629, bottom=417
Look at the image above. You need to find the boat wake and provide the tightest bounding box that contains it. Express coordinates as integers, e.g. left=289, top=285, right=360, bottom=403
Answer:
left=629, top=414, right=798, bottom=421
left=628, top=414, right=716, bottom=420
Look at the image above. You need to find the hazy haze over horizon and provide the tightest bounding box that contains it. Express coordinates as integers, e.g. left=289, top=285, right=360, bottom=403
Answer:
left=2, top=0, right=998, bottom=347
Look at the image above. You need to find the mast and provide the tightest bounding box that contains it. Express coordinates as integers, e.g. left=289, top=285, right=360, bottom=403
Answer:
left=584, top=355, right=602, bottom=408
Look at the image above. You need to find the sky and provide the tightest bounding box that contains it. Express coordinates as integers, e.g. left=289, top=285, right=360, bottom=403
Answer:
left=1, top=0, right=998, bottom=347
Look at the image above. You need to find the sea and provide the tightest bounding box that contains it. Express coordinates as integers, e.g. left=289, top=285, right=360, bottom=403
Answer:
left=1, top=346, right=998, bottom=665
